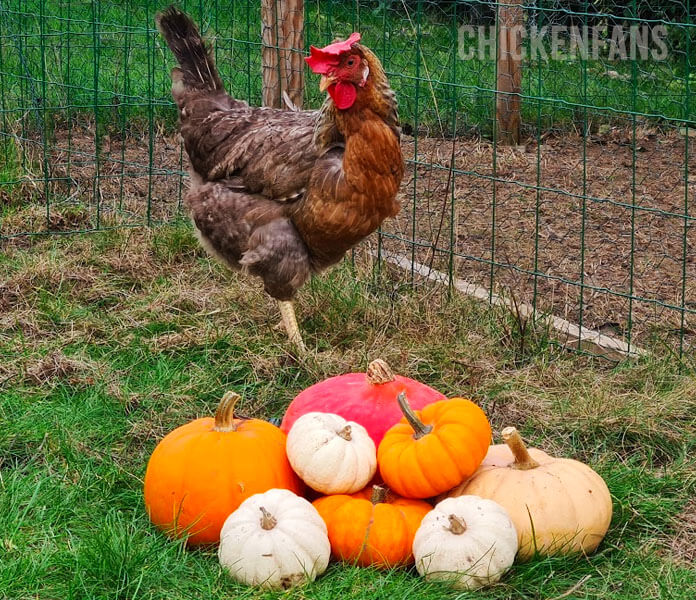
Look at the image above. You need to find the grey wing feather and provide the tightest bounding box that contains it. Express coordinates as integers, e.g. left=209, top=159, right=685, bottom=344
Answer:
left=178, top=94, right=340, bottom=202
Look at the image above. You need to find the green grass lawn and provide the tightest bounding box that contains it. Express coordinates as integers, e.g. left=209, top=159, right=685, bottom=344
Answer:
left=1, top=222, right=694, bottom=599
left=1, top=0, right=693, bottom=141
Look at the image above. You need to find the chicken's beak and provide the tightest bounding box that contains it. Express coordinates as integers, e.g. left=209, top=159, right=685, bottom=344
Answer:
left=319, top=75, right=336, bottom=93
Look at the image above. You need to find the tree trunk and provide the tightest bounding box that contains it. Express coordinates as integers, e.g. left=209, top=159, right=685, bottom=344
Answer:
left=261, top=0, right=305, bottom=109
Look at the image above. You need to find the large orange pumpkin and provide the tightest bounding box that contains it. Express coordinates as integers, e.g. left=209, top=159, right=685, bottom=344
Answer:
left=377, top=393, right=491, bottom=498
left=312, top=485, right=430, bottom=568
left=144, top=391, right=303, bottom=545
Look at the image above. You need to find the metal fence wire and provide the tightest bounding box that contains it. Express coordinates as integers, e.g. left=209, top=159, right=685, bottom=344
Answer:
left=0, top=1, right=694, bottom=362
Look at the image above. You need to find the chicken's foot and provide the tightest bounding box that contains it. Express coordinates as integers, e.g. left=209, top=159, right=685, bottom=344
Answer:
left=278, top=300, right=307, bottom=354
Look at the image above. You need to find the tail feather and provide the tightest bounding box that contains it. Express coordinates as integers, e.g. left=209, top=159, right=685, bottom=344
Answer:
left=155, top=6, right=224, bottom=95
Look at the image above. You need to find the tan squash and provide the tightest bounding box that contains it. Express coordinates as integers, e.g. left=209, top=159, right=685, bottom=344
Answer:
left=445, top=427, right=612, bottom=561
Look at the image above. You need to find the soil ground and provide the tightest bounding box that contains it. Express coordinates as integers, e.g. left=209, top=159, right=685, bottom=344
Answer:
left=2, top=121, right=694, bottom=352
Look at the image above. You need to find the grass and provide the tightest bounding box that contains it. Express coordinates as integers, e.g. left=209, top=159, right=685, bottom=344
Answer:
left=1, top=222, right=695, bottom=599
left=0, top=0, right=693, bottom=141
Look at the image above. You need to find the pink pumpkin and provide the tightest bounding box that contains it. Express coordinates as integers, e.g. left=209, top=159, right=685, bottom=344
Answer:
left=281, top=359, right=445, bottom=446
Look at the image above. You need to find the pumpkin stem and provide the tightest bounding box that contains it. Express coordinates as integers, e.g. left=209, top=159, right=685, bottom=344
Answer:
left=337, top=424, right=352, bottom=441
left=366, top=359, right=395, bottom=384
left=397, top=392, right=433, bottom=439
left=259, top=507, right=277, bottom=530
left=446, top=514, right=467, bottom=535
left=370, top=485, right=388, bottom=504
left=213, top=391, right=241, bottom=432
left=502, top=426, right=540, bottom=470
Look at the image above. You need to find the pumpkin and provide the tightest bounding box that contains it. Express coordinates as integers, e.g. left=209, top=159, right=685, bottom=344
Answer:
left=143, top=391, right=303, bottom=545
left=281, top=359, right=445, bottom=446
left=286, top=412, right=376, bottom=494
left=413, top=496, right=518, bottom=590
left=445, top=426, right=612, bottom=560
left=218, top=489, right=330, bottom=589
left=377, top=393, right=491, bottom=498
left=312, top=485, right=431, bottom=568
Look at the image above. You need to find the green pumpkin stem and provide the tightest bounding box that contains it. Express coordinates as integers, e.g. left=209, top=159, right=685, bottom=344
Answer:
left=366, top=359, right=395, bottom=384
left=213, top=391, right=241, bottom=432
left=370, top=485, right=388, bottom=504
left=501, top=427, right=540, bottom=470
left=397, top=392, right=433, bottom=439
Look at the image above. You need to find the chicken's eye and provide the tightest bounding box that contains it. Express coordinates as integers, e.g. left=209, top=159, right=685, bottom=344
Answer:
left=346, top=58, right=355, bottom=67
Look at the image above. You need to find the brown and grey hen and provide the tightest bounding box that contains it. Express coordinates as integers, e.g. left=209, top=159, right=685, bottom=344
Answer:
left=156, top=7, right=404, bottom=351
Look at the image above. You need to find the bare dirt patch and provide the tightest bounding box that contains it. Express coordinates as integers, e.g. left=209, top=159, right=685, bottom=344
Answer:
left=25, top=350, right=98, bottom=386
left=3, top=120, right=694, bottom=349
left=388, top=126, right=696, bottom=348
left=667, top=497, right=696, bottom=566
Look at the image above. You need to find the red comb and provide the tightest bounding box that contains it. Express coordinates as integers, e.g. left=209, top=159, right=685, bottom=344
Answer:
left=305, top=32, right=361, bottom=74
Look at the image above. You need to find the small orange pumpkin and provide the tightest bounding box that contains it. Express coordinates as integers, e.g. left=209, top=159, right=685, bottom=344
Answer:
left=312, top=485, right=430, bottom=568
left=144, top=391, right=303, bottom=545
left=377, top=393, right=491, bottom=498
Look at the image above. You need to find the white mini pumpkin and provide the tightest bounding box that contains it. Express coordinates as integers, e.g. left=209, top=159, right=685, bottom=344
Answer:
left=413, top=495, right=518, bottom=590
left=218, top=488, right=330, bottom=590
left=286, top=412, right=377, bottom=494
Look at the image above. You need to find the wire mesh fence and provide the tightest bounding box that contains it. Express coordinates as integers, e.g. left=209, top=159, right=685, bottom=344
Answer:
left=1, top=0, right=694, bottom=363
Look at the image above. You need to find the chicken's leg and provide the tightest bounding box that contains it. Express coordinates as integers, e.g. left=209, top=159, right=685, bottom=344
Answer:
left=278, top=300, right=307, bottom=353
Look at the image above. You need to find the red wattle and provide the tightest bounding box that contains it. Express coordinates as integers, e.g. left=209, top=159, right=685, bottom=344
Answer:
left=280, top=360, right=446, bottom=446
left=328, top=81, right=357, bottom=110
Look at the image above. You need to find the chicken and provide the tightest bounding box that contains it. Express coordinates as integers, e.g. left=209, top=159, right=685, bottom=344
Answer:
left=156, top=8, right=404, bottom=352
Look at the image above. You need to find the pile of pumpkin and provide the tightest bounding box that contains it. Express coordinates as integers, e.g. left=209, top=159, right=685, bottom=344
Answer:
left=143, top=359, right=612, bottom=591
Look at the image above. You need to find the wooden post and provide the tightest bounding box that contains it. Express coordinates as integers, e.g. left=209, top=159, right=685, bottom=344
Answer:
left=261, top=0, right=305, bottom=109
left=496, top=0, right=522, bottom=145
